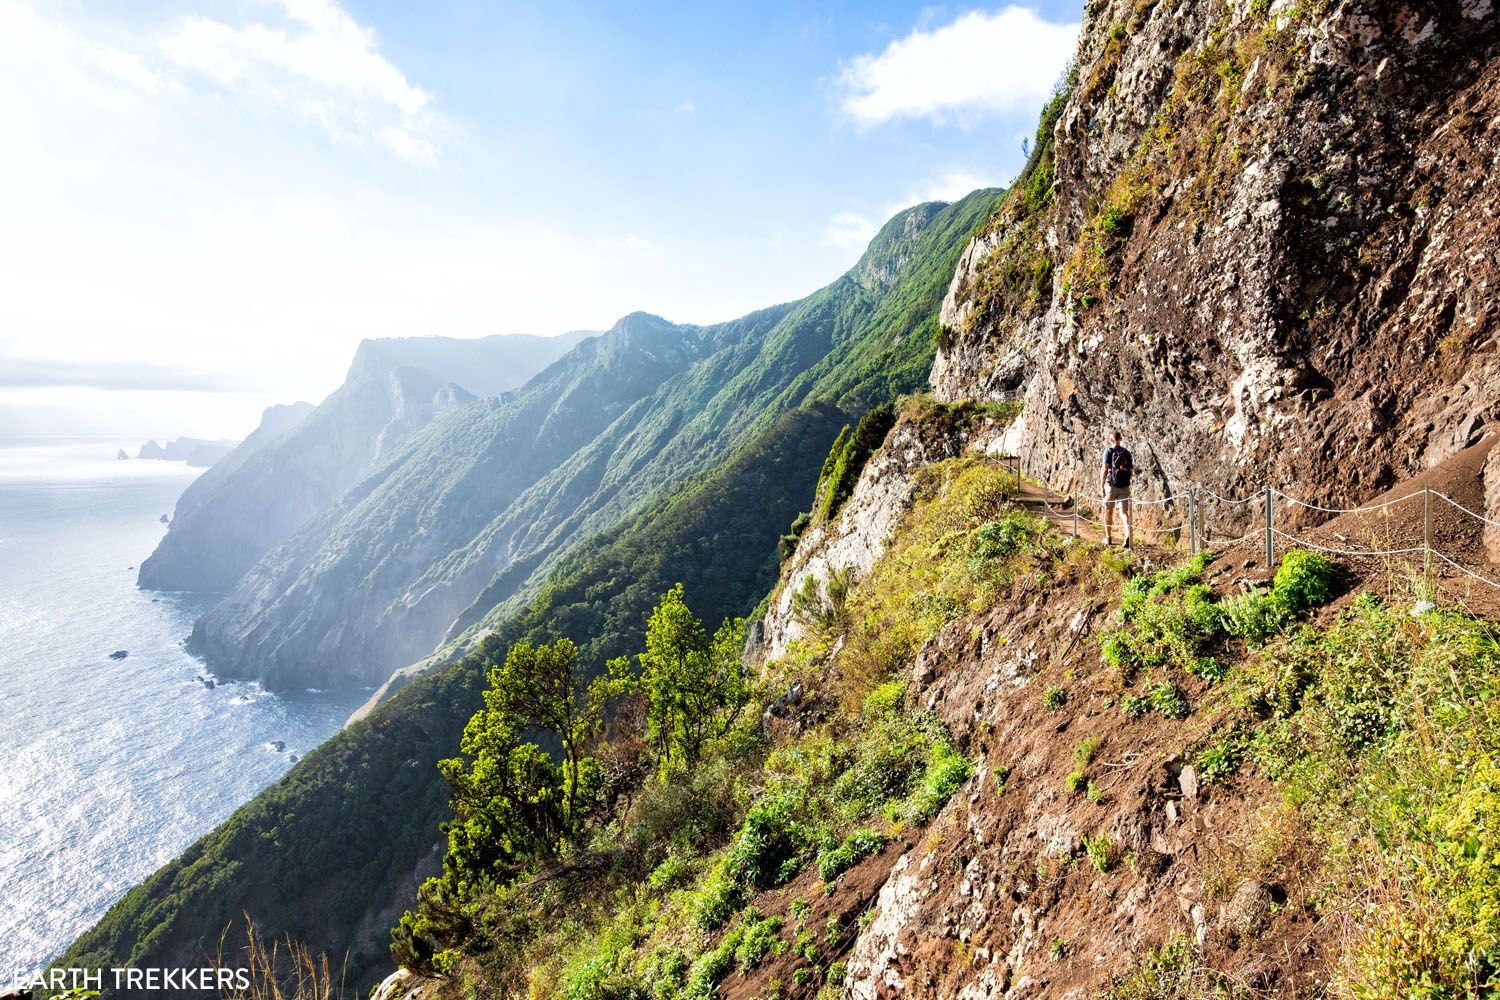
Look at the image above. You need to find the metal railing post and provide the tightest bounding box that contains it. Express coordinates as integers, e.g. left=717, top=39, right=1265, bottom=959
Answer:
left=1424, top=487, right=1434, bottom=589
left=1189, top=488, right=1198, bottom=555
left=1072, top=499, right=1079, bottom=540
left=1265, top=487, right=1274, bottom=568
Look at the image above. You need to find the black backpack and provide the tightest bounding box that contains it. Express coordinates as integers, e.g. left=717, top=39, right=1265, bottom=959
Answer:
left=1106, top=446, right=1133, bottom=488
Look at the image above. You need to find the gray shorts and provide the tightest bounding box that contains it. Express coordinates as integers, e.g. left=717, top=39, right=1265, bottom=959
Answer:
left=1104, top=485, right=1132, bottom=505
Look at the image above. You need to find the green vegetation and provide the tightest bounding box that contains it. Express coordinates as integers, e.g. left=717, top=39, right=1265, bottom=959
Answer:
left=640, top=585, right=750, bottom=776
left=813, top=404, right=896, bottom=522
left=1101, top=550, right=1338, bottom=729
left=375, top=445, right=1079, bottom=995
left=1084, top=832, right=1120, bottom=874
left=956, top=65, right=1077, bottom=334
left=816, top=828, right=885, bottom=883
left=1225, top=595, right=1500, bottom=993
left=1106, top=934, right=1198, bottom=999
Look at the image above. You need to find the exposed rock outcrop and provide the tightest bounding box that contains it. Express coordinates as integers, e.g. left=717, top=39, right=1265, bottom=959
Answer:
left=936, top=0, right=1500, bottom=533
left=761, top=405, right=1007, bottom=661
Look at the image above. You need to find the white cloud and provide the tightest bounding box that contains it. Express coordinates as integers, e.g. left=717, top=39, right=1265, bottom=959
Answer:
left=675, top=100, right=696, bottom=114
left=158, top=0, right=441, bottom=163
left=903, top=169, right=998, bottom=205
left=821, top=211, right=877, bottom=249
left=839, top=6, right=1078, bottom=129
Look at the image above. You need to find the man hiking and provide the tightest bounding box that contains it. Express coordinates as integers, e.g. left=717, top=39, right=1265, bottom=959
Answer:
left=1102, top=430, right=1133, bottom=548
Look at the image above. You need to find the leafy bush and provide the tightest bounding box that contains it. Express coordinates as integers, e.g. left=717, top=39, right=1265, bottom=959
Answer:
left=1120, top=694, right=1150, bottom=718
left=1043, top=686, right=1068, bottom=710
left=733, top=910, right=784, bottom=973
left=1106, top=934, right=1196, bottom=999
left=1084, top=832, right=1120, bottom=873
left=968, top=510, right=1043, bottom=569
left=1219, top=589, right=1290, bottom=646
left=817, top=828, right=886, bottom=882
left=1271, top=550, right=1336, bottom=613
left=726, top=790, right=814, bottom=893
left=1195, top=731, right=1245, bottom=785
left=1147, top=682, right=1189, bottom=719
left=901, top=737, right=973, bottom=821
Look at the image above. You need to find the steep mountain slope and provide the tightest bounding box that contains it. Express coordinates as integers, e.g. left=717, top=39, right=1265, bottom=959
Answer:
left=189, top=193, right=999, bottom=690
left=937, top=0, right=1500, bottom=523
left=300, top=4, right=1500, bottom=998
left=59, top=194, right=998, bottom=990
left=137, top=331, right=589, bottom=593
left=190, top=312, right=723, bottom=688
left=169, top=402, right=315, bottom=512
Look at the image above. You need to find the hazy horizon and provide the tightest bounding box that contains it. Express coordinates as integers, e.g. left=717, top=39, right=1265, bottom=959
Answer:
left=0, top=0, right=1079, bottom=442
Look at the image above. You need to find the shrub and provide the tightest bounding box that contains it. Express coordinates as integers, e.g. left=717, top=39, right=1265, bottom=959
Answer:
left=1220, top=589, right=1289, bottom=646
left=1271, top=549, right=1336, bottom=613
left=734, top=910, right=784, bottom=973
left=1043, top=686, right=1068, bottom=710
left=1186, top=655, right=1225, bottom=683
left=862, top=680, right=907, bottom=719
left=1074, top=736, right=1102, bottom=768
left=1084, top=832, right=1120, bottom=873
left=1106, top=934, right=1196, bottom=999
left=1066, top=770, right=1087, bottom=793
left=1195, top=732, right=1245, bottom=785
left=1147, top=682, right=1189, bottom=719
left=968, top=510, right=1042, bottom=568
left=817, top=828, right=886, bottom=882
left=691, top=863, right=740, bottom=932
left=727, top=790, right=813, bottom=893
left=1121, top=694, right=1150, bottom=718
left=902, top=737, right=973, bottom=821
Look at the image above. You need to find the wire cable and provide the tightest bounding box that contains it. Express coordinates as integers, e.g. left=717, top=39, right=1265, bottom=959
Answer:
left=1268, top=527, right=1425, bottom=558
left=1201, top=490, right=1262, bottom=506
left=1431, top=550, right=1500, bottom=590
left=1270, top=489, right=1425, bottom=515
left=1433, top=491, right=1500, bottom=529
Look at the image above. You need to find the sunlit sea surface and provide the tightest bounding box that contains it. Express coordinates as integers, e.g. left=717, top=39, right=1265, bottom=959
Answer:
left=0, top=436, right=366, bottom=975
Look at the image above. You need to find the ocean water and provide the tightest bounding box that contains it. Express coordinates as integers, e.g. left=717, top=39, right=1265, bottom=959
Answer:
left=0, top=436, right=367, bottom=976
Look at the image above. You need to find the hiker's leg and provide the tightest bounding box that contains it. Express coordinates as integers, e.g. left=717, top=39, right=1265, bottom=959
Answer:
left=1104, top=498, right=1114, bottom=544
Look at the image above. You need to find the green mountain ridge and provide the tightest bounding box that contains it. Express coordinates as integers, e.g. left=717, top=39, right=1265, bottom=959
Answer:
left=187, top=194, right=999, bottom=692
left=59, top=189, right=1002, bottom=991
left=138, top=331, right=590, bottom=594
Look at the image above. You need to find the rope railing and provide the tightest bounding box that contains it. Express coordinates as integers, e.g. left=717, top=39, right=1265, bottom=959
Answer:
left=1015, top=453, right=1499, bottom=592
left=1270, top=488, right=1427, bottom=515
left=1435, top=491, right=1500, bottom=529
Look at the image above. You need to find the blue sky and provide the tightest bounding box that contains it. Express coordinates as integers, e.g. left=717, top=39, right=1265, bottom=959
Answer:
left=0, top=0, right=1080, bottom=437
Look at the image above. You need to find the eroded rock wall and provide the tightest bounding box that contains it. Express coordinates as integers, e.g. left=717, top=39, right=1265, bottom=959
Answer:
left=936, top=0, right=1500, bottom=529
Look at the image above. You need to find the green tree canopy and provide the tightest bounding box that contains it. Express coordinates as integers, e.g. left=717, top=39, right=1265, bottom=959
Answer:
left=639, top=584, right=750, bottom=776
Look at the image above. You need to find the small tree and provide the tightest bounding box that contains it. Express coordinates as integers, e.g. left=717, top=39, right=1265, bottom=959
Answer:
left=640, top=584, right=749, bottom=775
left=437, top=638, right=633, bottom=879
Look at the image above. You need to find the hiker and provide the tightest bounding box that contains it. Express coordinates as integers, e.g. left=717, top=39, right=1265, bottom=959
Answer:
left=1102, top=430, right=1133, bottom=547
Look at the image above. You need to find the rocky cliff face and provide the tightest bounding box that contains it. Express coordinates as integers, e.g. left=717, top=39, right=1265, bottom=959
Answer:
left=138, top=333, right=585, bottom=594
left=936, top=0, right=1500, bottom=529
